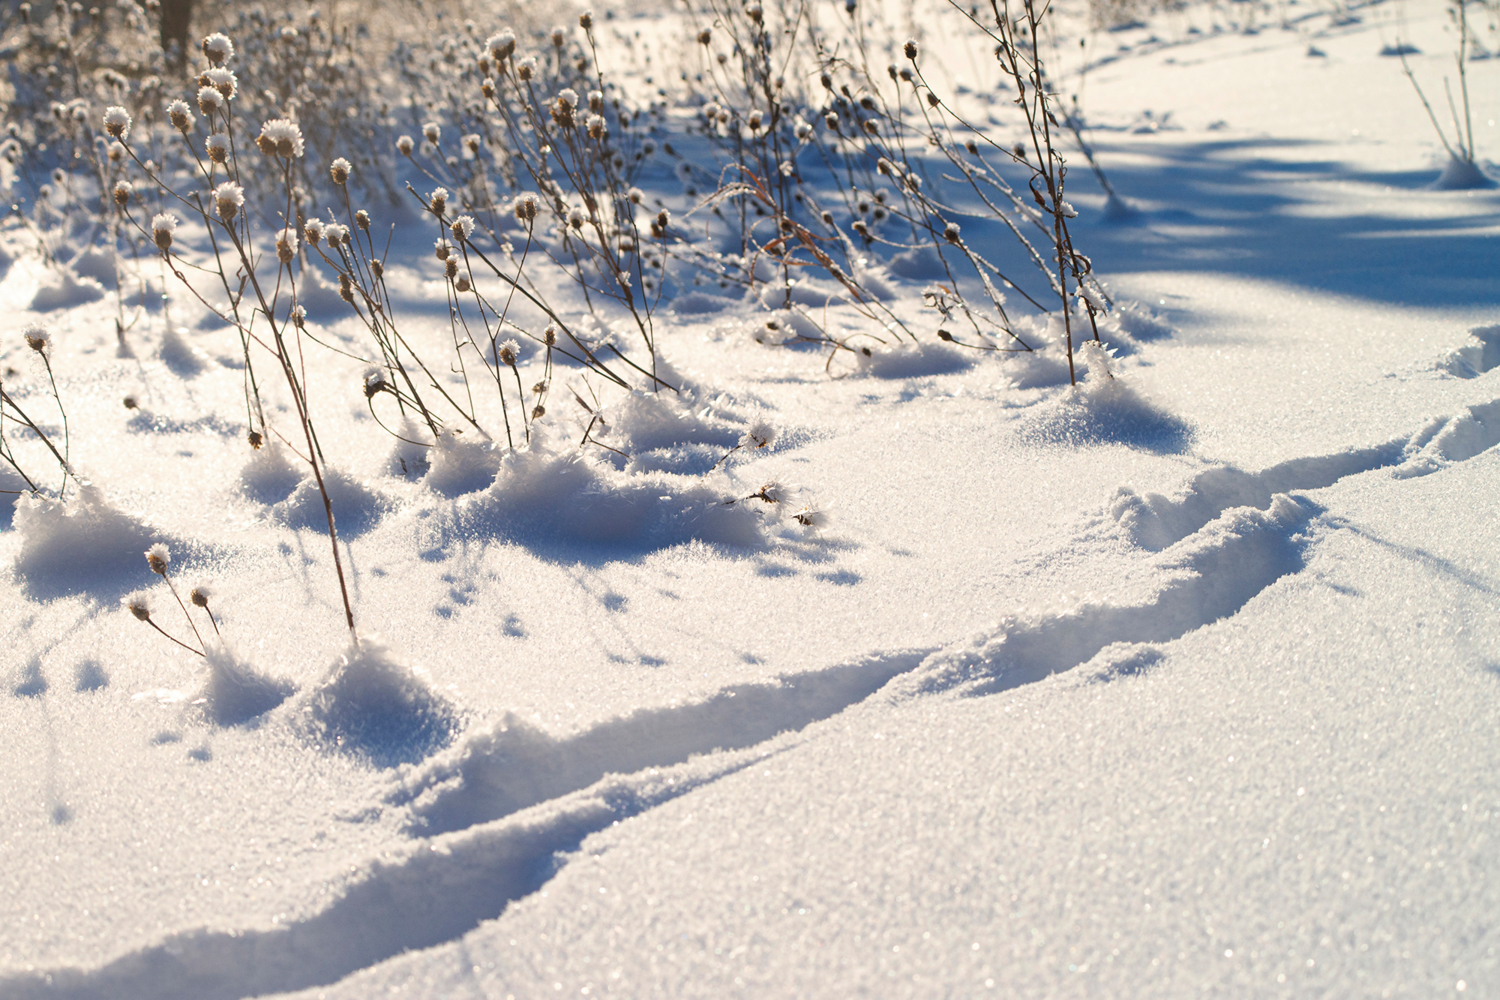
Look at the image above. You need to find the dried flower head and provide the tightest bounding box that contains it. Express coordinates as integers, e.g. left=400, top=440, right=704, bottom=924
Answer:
left=212, top=180, right=244, bottom=221
left=145, top=542, right=170, bottom=575
left=363, top=367, right=388, bottom=399
left=323, top=222, right=349, bottom=246
left=579, top=11, right=593, bottom=29
left=943, top=221, right=961, bottom=243
left=444, top=257, right=459, bottom=279
left=257, top=118, right=304, bottom=158
left=434, top=240, right=450, bottom=261
left=206, top=132, right=229, bottom=163
left=329, top=156, right=352, bottom=185
left=463, top=133, right=481, bottom=155
left=197, top=86, right=223, bottom=116
left=189, top=585, right=212, bottom=608
left=397, top=134, right=414, bottom=155
left=486, top=29, right=516, bottom=62
left=106, top=141, right=125, bottom=163
left=23, top=323, right=49, bottom=353
left=450, top=215, right=475, bottom=242
left=741, top=420, right=775, bottom=450
left=355, top=209, right=370, bottom=231
left=552, top=89, right=578, bottom=128
left=152, top=212, right=178, bottom=251
left=586, top=114, right=606, bottom=140
left=514, top=193, right=538, bottom=223
left=567, top=206, right=586, bottom=230
left=904, top=39, right=918, bottom=59
left=428, top=187, right=449, bottom=215
left=102, top=105, right=131, bottom=140
left=792, top=500, right=830, bottom=529
left=745, top=3, right=764, bottom=24
left=589, top=90, right=604, bottom=114
left=203, top=67, right=237, bottom=100
left=202, top=32, right=234, bottom=66
left=516, top=56, right=537, bottom=81
left=543, top=325, right=557, bottom=346
left=498, top=339, right=519, bottom=366
left=166, top=99, right=193, bottom=133
left=455, top=275, right=471, bottom=293
left=550, top=25, right=567, bottom=47
left=482, top=77, right=497, bottom=98
left=276, top=226, right=298, bottom=263
left=422, top=121, right=441, bottom=145
left=112, top=179, right=132, bottom=206
left=125, top=592, right=152, bottom=621
left=303, top=217, right=324, bottom=245
left=697, top=27, right=712, bottom=44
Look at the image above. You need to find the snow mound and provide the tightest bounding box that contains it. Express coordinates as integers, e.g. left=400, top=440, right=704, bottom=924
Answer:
left=199, top=641, right=295, bottom=726
left=855, top=341, right=974, bottom=378
left=12, top=485, right=163, bottom=596
left=1432, top=155, right=1497, bottom=191
left=157, top=326, right=209, bottom=377
left=669, top=289, right=739, bottom=314
left=884, top=245, right=950, bottom=280
left=29, top=267, right=105, bottom=311
left=274, top=467, right=391, bottom=536
left=1020, top=343, right=1192, bottom=451
left=298, top=637, right=459, bottom=767
left=436, top=426, right=767, bottom=556
left=240, top=444, right=304, bottom=504
left=1394, top=400, right=1500, bottom=478
left=425, top=430, right=500, bottom=497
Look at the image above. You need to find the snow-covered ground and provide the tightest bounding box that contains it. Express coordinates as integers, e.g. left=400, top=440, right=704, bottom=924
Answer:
left=2, top=0, right=1499, bottom=996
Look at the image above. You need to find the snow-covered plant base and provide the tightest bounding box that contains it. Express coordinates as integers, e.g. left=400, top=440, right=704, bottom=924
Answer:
left=2, top=0, right=1499, bottom=997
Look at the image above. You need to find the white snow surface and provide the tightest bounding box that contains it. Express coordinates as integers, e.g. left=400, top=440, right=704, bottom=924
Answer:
left=2, top=1, right=1499, bottom=998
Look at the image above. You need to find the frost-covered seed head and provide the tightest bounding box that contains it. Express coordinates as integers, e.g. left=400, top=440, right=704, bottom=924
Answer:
left=589, top=90, right=603, bottom=114
left=204, top=67, right=237, bottom=100
left=197, top=86, right=223, bottom=116
left=552, top=89, right=578, bottom=128
left=515, top=56, right=537, bottom=82
left=543, top=325, right=557, bottom=346
left=206, top=132, right=229, bottom=163
left=189, top=585, right=212, bottom=608
left=323, top=222, right=349, bottom=246
left=824, top=112, right=839, bottom=130
left=213, top=181, right=244, bottom=221
left=550, top=25, right=566, bottom=46
left=152, top=212, right=178, bottom=251
left=257, top=118, right=304, bottom=158
left=355, top=209, right=369, bottom=231
left=444, top=257, right=459, bottom=279
left=697, top=27, right=712, bottom=44
left=397, top=135, right=414, bottom=155
left=862, top=119, right=879, bottom=136
left=747, top=109, right=763, bottom=130
left=102, top=105, right=131, bottom=139
left=656, top=208, right=670, bottom=229
left=486, top=29, right=515, bottom=62
left=428, top=187, right=448, bottom=215
left=166, top=99, right=193, bottom=132
left=107, top=141, right=125, bottom=162
left=514, top=193, right=538, bottom=223
left=450, top=215, right=475, bottom=242
left=363, top=367, right=388, bottom=399
left=586, top=114, right=606, bottom=140
left=463, top=133, right=480, bottom=155
left=532, top=404, right=545, bottom=420
left=792, top=501, right=830, bottom=529
left=877, top=157, right=894, bottom=175
left=145, top=543, right=170, bottom=575
left=741, top=420, right=775, bottom=450
left=276, top=226, right=298, bottom=263
left=202, top=32, right=234, bottom=66
left=112, top=180, right=132, bottom=205
left=339, top=272, right=354, bottom=303
left=627, top=186, right=644, bottom=204
left=482, top=77, right=497, bottom=99
left=745, top=3, right=763, bottom=24
left=498, top=339, right=519, bottom=366
left=303, top=218, right=324, bottom=245
left=370, top=260, right=383, bottom=279
left=567, top=206, right=586, bottom=230
left=329, top=156, right=351, bottom=185
left=422, top=121, right=441, bottom=145
left=125, top=593, right=152, bottom=621
left=455, top=275, right=471, bottom=293
left=434, top=240, right=450, bottom=261
left=579, top=11, right=593, bottom=29
left=904, top=39, right=918, bottom=59
left=23, top=323, right=49, bottom=353
left=795, top=119, right=812, bottom=140
left=943, top=221, right=961, bottom=243
left=757, top=479, right=789, bottom=504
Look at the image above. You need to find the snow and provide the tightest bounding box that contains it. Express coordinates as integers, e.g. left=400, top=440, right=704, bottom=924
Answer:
left=1, top=0, right=1498, bottom=996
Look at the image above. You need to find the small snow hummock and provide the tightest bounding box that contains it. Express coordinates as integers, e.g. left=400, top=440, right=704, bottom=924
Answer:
left=14, top=485, right=159, bottom=595
left=298, top=637, right=459, bottom=767
left=199, top=641, right=295, bottom=726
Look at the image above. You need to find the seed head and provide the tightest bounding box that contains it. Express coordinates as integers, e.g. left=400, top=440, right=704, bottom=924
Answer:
left=397, top=135, right=414, bottom=155
left=450, top=215, right=475, bottom=242
left=515, top=56, right=536, bottom=82
left=323, top=222, right=349, bottom=246
left=212, top=181, right=244, bottom=222
left=550, top=25, right=567, bottom=46
left=741, top=419, right=775, bottom=450
left=444, top=257, right=459, bottom=279
left=532, top=404, right=545, bottom=419
left=203, top=67, right=237, bottom=100
left=824, top=112, right=839, bottom=130
left=943, top=221, right=961, bottom=242
left=102, top=105, right=131, bottom=140
left=745, top=3, right=763, bottom=24
left=862, top=119, right=879, bottom=136
left=145, top=542, right=170, bottom=575
left=586, top=114, right=606, bottom=140
left=698, top=28, right=712, bottom=44
left=151, top=212, right=178, bottom=251
left=543, top=325, right=557, bottom=346
left=329, top=156, right=352, bottom=185
left=189, top=585, right=212, bottom=608
left=363, top=367, right=388, bottom=399
left=428, top=187, right=449, bottom=215
left=125, top=593, right=152, bottom=621
left=206, top=133, right=229, bottom=163
left=567, top=206, right=586, bottom=230
left=202, top=32, right=234, bottom=66
left=455, top=275, right=471, bottom=293
left=107, top=141, right=125, bottom=162
left=514, top=193, right=538, bottom=223
left=303, top=218, right=324, bottom=245
left=463, top=133, right=481, bottom=156
left=112, top=180, right=132, bottom=206
left=579, top=10, right=593, bottom=29
left=498, top=339, right=519, bottom=366
left=166, top=99, right=193, bottom=133
left=482, top=77, right=498, bottom=99
left=197, top=86, right=223, bottom=116
left=589, top=90, right=604, bottom=114
left=904, top=39, right=918, bottom=59
left=355, top=209, right=370, bottom=231
left=339, top=272, right=354, bottom=303
left=552, top=89, right=578, bottom=128
left=487, top=29, right=516, bottom=62
left=276, top=226, right=298, bottom=263
left=257, top=118, right=304, bottom=158
left=23, top=323, right=49, bottom=353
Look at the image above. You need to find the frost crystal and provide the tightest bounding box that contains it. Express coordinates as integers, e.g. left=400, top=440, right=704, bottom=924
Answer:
left=741, top=420, right=775, bottom=450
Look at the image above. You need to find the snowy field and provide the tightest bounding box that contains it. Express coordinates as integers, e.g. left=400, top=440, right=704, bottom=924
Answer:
left=2, top=0, right=1499, bottom=996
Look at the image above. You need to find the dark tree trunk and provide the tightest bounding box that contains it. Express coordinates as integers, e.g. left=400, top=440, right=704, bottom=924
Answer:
left=159, top=0, right=193, bottom=67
